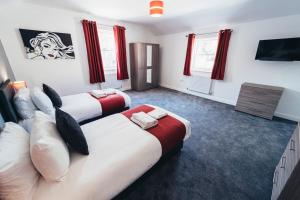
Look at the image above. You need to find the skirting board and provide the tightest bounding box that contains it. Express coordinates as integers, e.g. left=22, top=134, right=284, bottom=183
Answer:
left=274, top=112, right=299, bottom=122
left=159, top=83, right=299, bottom=122
left=160, top=83, right=235, bottom=106
left=121, top=86, right=131, bottom=92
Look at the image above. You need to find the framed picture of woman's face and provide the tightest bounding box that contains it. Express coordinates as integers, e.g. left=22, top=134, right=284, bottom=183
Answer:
left=19, top=29, right=75, bottom=60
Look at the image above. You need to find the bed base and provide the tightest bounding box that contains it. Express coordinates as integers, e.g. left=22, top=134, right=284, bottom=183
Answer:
left=79, top=107, right=130, bottom=125
left=113, top=141, right=184, bottom=199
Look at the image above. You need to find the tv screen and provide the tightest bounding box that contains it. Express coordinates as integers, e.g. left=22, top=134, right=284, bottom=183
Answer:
left=255, top=37, right=300, bottom=61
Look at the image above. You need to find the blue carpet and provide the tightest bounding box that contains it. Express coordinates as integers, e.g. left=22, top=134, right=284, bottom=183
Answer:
left=121, top=88, right=296, bottom=200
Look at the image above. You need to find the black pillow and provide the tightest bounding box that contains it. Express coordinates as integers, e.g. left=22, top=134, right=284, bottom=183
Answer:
left=43, top=84, right=62, bottom=107
left=55, top=107, right=89, bottom=155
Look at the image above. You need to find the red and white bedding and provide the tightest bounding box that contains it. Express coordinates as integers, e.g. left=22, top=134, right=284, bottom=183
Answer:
left=33, top=105, right=191, bottom=200
left=122, top=105, right=188, bottom=155
left=60, top=89, right=131, bottom=122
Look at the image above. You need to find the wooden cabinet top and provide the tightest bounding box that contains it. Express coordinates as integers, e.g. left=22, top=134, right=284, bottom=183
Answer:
left=129, top=42, right=159, bottom=46
left=242, top=82, right=284, bottom=91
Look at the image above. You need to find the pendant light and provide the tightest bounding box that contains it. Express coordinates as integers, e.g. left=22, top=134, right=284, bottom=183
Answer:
left=150, top=0, right=164, bottom=17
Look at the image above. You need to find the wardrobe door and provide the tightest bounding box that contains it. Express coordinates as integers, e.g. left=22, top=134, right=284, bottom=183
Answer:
left=145, top=44, right=159, bottom=89
left=145, top=44, right=153, bottom=89
left=138, top=43, right=148, bottom=90
left=129, top=43, right=138, bottom=90
left=130, top=43, right=145, bottom=91
left=151, top=44, right=159, bottom=88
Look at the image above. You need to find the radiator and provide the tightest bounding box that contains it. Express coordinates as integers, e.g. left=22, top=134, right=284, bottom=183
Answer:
left=186, top=76, right=212, bottom=95
left=101, top=73, right=122, bottom=89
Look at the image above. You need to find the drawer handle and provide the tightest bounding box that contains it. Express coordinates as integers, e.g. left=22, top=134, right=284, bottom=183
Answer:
left=273, top=171, right=279, bottom=185
left=290, top=139, right=296, bottom=151
left=281, top=156, right=286, bottom=169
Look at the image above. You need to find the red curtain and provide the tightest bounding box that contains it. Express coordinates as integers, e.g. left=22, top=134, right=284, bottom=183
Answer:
left=211, top=29, right=232, bottom=80
left=183, top=33, right=196, bottom=76
left=82, top=20, right=105, bottom=83
left=113, top=25, right=129, bottom=80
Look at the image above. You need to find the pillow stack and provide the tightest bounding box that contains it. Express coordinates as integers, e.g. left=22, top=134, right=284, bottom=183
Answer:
left=0, top=83, right=90, bottom=199
left=13, top=84, right=62, bottom=119
left=13, top=83, right=61, bottom=132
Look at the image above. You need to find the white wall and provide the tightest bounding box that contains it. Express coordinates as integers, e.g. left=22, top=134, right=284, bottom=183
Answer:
left=1, top=3, right=299, bottom=121
left=158, top=15, right=300, bottom=121
left=0, top=2, right=157, bottom=95
left=0, top=40, right=15, bottom=83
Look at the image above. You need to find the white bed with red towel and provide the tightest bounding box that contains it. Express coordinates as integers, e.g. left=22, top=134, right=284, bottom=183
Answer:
left=60, top=89, right=131, bottom=123
left=32, top=105, right=191, bottom=200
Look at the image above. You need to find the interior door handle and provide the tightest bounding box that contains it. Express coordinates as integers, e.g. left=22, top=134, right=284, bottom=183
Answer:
left=281, top=156, right=286, bottom=169
left=290, top=139, right=296, bottom=151
left=273, top=171, right=279, bottom=185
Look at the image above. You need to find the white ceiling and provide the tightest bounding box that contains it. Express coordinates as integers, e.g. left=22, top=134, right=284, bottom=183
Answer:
left=6, top=0, right=300, bottom=34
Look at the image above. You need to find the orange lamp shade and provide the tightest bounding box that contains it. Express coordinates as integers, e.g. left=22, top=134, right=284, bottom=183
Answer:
left=11, top=81, right=27, bottom=91
left=150, top=0, right=163, bottom=8
left=150, top=0, right=164, bottom=17
left=150, top=8, right=163, bottom=17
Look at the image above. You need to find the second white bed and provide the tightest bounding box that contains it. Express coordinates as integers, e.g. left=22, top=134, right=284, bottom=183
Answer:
left=60, top=89, right=131, bottom=123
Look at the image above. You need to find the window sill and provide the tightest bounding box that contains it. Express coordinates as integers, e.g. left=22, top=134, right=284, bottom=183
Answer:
left=104, top=69, right=117, bottom=75
left=191, top=71, right=212, bottom=78
left=192, top=70, right=212, bottom=73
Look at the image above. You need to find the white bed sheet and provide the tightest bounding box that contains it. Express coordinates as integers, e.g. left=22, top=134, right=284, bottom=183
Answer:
left=61, top=93, right=102, bottom=123
left=60, top=90, right=131, bottom=123
left=33, top=114, right=162, bottom=200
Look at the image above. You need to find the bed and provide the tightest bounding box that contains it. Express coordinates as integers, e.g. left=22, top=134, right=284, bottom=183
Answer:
left=33, top=105, right=191, bottom=200
left=0, top=79, right=131, bottom=124
left=60, top=89, right=131, bottom=124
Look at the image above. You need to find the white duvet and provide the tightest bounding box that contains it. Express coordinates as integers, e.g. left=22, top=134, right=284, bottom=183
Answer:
left=33, top=107, right=191, bottom=200
left=60, top=90, right=131, bottom=123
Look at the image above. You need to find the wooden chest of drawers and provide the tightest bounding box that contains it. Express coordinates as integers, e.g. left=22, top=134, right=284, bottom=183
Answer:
left=272, top=123, right=300, bottom=200
left=235, top=83, right=284, bottom=119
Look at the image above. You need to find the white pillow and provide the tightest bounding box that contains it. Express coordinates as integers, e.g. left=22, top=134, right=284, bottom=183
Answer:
left=14, top=88, right=37, bottom=119
left=31, top=87, right=55, bottom=116
left=30, top=111, right=70, bottom=182
left=0, top=122, right=39, bottom=200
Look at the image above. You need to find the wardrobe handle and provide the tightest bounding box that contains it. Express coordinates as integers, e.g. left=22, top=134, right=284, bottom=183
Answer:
left=273, top=171, right=279, bottom=185
left=290, top=139, right=296, bottom=151
left=281, top=156, right=286, bottom=169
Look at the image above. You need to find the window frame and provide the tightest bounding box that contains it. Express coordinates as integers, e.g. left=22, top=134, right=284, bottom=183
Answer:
left=191, top=33, right=218, bottom=76
left=97, top=26, right=117, bottom=74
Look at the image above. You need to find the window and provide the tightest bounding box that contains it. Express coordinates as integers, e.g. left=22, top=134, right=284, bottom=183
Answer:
left=191, top=34, right=218, bottom=75
left=98, top=28, right=117, bottom=73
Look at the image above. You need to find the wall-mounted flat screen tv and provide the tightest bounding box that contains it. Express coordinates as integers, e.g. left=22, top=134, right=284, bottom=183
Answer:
left=255, top=37, right=300, bottom=61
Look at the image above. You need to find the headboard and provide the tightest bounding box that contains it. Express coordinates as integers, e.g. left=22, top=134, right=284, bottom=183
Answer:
left=0, top=79, right=18, bottom=123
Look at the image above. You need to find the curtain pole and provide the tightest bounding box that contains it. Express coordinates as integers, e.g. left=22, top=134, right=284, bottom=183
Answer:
left=185, top=30, right=233, bottom=37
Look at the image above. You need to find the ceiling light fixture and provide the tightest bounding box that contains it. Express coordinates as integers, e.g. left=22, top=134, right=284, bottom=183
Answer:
left=150, top=0, right=164, bottom=17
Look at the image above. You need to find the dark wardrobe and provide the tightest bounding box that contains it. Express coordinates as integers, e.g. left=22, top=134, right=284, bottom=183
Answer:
left=129, top=43, right=159, bottom=91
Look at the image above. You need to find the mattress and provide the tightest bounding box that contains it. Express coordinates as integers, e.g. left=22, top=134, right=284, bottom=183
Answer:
left=60, top=90, right=131, bottom=123
left=33, top=107, right=191, bottom=200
